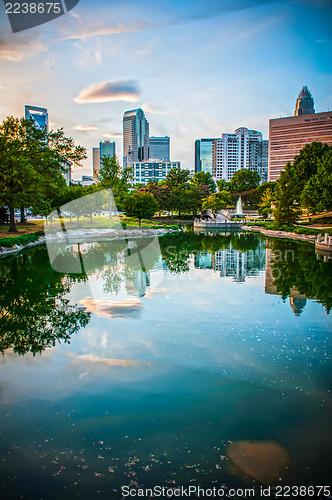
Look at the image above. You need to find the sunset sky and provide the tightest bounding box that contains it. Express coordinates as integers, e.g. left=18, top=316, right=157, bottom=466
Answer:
left=0, top=0, right=331, bottom=177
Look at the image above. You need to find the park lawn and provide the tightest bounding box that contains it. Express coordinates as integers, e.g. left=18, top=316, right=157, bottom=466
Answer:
left=0, top=215, right=174, bottom=241
left=0, top=220, right=44, bottom=239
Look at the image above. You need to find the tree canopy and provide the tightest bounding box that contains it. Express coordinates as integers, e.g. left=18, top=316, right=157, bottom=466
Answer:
left=229, top=168, right=261, bottom=193
left=124, top=192, right=159, bottom=225
left=0, top=116, right=87, bottom=232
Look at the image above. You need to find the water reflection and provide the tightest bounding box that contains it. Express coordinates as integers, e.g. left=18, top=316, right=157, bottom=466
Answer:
left=265, top=238, right=332, bottom=314
left=0, top=232, right=331, bottom=497
left=1, top=233, right=331, bottom=357
left=0, top=251, right=90, bottom=355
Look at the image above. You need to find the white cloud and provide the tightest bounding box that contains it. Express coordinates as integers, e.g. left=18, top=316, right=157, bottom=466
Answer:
left=73, top=124, right=99, bottom=131
left=73, top=80, right=141, bottom=103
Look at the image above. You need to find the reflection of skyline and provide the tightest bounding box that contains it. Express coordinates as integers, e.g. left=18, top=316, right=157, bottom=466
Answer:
left=265, top=248, right=309, bottom=316
left=194, top=242, right=266, bottom=283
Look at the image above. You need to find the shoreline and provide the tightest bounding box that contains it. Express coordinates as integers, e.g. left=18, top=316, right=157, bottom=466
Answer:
left=244, top=225, right=317, bottom=244
left=0, top=227, right=180, bottom=258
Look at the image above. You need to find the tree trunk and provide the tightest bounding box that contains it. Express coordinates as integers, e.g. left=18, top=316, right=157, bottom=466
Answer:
left=20, top=206, right=26, bottom=224
left=9, top=206, right=17, bottom=232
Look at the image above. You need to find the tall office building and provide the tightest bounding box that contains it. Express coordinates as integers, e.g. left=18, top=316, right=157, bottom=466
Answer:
left=25, top=105, right=49, bottom=131
left=92, top=140, right=116, bottom=181
left=294, top=86, right=315, bottom=116
left=149, top=136, right=170, bottom=161
left=212, top=127, right=267, bottom=182
left=123, top=108, right=149, bottom=168
left=195, top=139, right=216, bottom=174
left=269, top=88, right=332, bottom=181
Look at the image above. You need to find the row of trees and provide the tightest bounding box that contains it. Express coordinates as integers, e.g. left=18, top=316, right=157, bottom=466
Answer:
left=0, top=116, right=87, bottom=231
left=263, top=142, right=332, bottom=226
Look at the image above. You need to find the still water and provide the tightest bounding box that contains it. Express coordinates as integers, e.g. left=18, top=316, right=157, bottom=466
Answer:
left=0, top=232, right=331, bottom=499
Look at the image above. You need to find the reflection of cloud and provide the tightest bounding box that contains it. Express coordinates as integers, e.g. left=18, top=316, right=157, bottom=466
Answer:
left=73, top=80, right=141, bottom=103
left=144, top=287, right=168, bottom=299
left=73, top=354, right=145, bottom=368
left=72, top=124, right=99, bottom=131
left=227, top=440, right=290, bottom=485
left=79, top=298, right=142, bottom=319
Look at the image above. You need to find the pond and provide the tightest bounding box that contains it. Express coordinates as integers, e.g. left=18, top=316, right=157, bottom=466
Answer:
left=0, top=231, right=331, bottom=499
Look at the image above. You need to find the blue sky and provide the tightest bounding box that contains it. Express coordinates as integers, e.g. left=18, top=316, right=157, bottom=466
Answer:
left=0, top=0, right=331, bottom=177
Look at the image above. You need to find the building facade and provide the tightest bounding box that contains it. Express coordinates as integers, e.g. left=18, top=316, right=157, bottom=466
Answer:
left=211, top=127, right=267, bottom=182
left=25, top=105, right=49, bottom=132
left=195, top=139, right=216, bottom=174
left=134, top=161, right=180, bottom=185
left=268, top=111, right=332, bottom=181
left=123, top=108, right=149, bottom=168
left=92, top=140, right=116, bottom=181
left=149, top=136, right=170, bottom=161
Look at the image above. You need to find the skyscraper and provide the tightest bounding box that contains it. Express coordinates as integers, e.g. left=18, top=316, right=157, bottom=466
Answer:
left=149, top=136, right=170, bottom=161
left=123, top=108, right=149, bottom=168
left=195, top=139, right=216, bottom=174
left=25, top=105, right=49, bottom=131
left=212, top=127, right=267, bottom=182
left=269, top=88, right=332, bottom=181
left=93, top=140, right=116, bottom=181
left=294, top=86, right=315, bottom=116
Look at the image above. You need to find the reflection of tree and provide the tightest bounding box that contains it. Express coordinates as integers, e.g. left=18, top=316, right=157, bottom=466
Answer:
left=53, top=238, right=161, bottom=297
left=159, top=231, right=262, bottom=273
left=269, top=239, right=332, bottom=313
left=0, top=248, right=91, bottom=355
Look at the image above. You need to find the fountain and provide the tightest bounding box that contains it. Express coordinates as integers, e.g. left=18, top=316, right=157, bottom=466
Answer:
left=235, top=195, right=244, bottom=218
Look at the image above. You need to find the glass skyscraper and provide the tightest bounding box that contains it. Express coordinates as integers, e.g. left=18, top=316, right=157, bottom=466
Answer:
left=123, top=108, right=149, bottom=168
left=25, top=105, right=49, bottom=132
left=149, top=136, right=170, bottom=161
left=195, top=139, right=216, bottom=174
left=92, top=140, right=116, bottom=181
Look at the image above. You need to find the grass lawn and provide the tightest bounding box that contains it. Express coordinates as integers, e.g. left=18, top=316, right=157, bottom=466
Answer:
left=0, top=220, right=44, bottom=239
left=0, top=215, right=179, bottom=242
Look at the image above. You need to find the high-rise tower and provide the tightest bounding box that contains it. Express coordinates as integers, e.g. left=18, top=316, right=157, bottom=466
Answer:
left=123, top=108, right=149, bottom=168
left=294, top=86, right=315, bottom=116
left=25, top=105, right=49, bottom=132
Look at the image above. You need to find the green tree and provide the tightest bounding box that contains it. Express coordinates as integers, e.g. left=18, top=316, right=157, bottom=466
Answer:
left=216, top=179, right=230, bottom=192
left=291, top=141, right=330, bottom=196
left=273, top=162, right=300, bottom=226
left=258, top=188, right=274, bottom=218
left=191, top=171, right=216, bottom=193
left=187, top=185, right=211, bottom=218
left=202, top=191, right=232, bottom=216
left=229, top=168, right=261, bottom=193
left=164, top=166, right=190, bottom=190
left=0, top=116, right=87, bottom=232
left=124, top=192, right=159, bottom=226
left=98, top=154, right=133, bottom=212
left=301, top=148, right=332, bottom=213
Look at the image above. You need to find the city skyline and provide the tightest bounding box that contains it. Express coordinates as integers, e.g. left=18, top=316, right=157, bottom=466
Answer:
left=0, top=0, right=331, bottom=177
